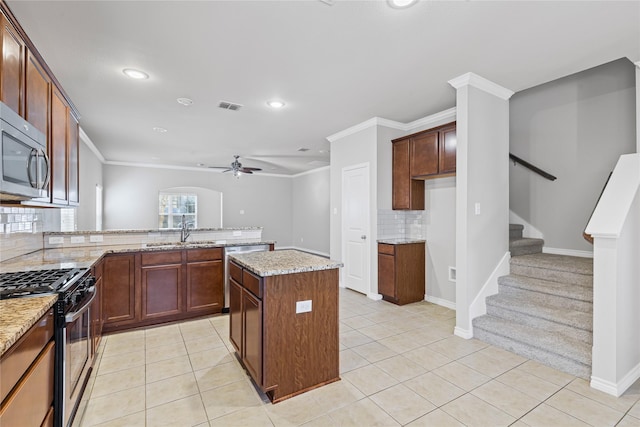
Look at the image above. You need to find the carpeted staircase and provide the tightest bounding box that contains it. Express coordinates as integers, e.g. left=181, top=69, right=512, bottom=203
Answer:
left=473, top=224, right=594, bottom=378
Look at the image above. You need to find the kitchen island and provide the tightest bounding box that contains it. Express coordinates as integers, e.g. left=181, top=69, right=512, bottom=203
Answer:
left=228, top=250, right=342, bottom=403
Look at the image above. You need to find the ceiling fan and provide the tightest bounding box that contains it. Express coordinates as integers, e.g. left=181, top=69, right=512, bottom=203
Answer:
left=209, top=155, right=262, bottom=176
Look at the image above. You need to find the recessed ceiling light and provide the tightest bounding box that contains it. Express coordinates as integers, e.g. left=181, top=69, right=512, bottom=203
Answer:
left=177, top=97, right=193, bottom=106
left=152, top=127, right=167, bottom=133
left=388, top=0, right=418, bottom=9
left=267, top=100, right=285, bottom=109
left=122, top=68, right=149, bottom=79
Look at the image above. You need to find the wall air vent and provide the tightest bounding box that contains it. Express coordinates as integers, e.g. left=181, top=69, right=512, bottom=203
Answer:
left=218, top=101, right=243, bottom=111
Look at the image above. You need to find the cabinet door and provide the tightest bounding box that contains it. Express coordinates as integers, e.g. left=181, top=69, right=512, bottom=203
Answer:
left=411, top=131, right=439, bottom=177
left=242, top=289, right=262, bottom=385
left=377, top=253, right=396, bottom=300
left=0, top=12, right=25, bottom=115
left=229, top=278, right=243, bottom=354
left=102, top=254, right=136, bottom=325
left=141, top=264, right=182, bottom=320
left=392, top=139, right=424, bottom=210
left=186, top=259, right=223, bottom=313
left=67, top=112, right=79, bottom=205
left=438, top=125, right=456, bottom=174
left=50, top=86, right=67, bottom=205
left=24, top=50, right=49, bottom=137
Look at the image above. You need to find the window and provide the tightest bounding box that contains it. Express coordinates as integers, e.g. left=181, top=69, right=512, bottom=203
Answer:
left=159, top=193, right=197, bottom=229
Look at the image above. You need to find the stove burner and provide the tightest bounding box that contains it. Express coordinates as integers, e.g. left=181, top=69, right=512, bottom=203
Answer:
left=0, top=268, right=81, bottom=299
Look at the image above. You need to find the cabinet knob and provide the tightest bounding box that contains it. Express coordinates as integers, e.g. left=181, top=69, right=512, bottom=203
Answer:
left=23, top=124, right=29, bottom=132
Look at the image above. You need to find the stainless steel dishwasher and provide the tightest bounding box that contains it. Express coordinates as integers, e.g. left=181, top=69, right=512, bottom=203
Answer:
left=223, top=244, right=270, bottom=312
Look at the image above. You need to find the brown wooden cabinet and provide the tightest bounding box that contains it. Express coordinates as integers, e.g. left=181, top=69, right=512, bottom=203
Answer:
left=102, top=248, right=225, bottom=333
left=228, top=258, right=339, bottom=403
left=0, top=309, right=55, bottom=427
left=0, top=10, right=25, bottom=115
left=24, top=50, right=49, bottom=137
left=392, top=122, right=456, bottom=210
left=50, top=86, right=67, bottom=205
left=91, top=259, right=103, bottom=355
left=186, top=248, right=223, bottom=314
left=67, top=111, right=79, bottom=205
left=102, top=253, right=137, bottom=328
left=378, top=242, right=425, bottom=305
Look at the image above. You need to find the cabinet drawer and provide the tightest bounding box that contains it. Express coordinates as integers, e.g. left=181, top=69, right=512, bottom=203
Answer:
left=1, top=309, right=54, bottom=403
left=0, top=340, right=54, bottom=427
left=243, top=270, right=262, bottom=299
left=378, top=244, right=395, bottom=255
left=141, top=251, right=182, bottom=266
left=229, top=261, right=243, bottom=284
left=187, top=248, right=222, bottom=262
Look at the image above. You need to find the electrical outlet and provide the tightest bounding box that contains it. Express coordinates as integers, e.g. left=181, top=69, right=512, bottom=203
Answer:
left=474, top=202, right=481, bottom=215
left=296, top=300, right=312, bottom=314
left=239, top=210, right=245, bottom=215
left=89, top=235, right=104, bottom=243
left=70, top=236, right=85, bottom=244
left=48, top=236, right=64, bottom=244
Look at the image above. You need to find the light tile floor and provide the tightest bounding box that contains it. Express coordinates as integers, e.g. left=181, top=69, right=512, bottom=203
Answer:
left=77, top=289, right=640, bottom=426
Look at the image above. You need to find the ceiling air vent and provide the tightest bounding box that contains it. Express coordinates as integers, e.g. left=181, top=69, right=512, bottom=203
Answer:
left=218, top=101, right=243, bottom=111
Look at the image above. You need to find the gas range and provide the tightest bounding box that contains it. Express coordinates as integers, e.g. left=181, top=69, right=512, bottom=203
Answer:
left=0, top=268, right=87, bottom=300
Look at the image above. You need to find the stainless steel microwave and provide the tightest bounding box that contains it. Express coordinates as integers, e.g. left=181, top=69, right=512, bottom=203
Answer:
left=0, top=101, right=49, bottom=201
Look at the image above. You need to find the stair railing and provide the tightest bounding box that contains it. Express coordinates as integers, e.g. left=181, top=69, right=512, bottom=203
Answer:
left=509, top=153, right=557, bottom=181
left=583, top=172, right=613, bottom=244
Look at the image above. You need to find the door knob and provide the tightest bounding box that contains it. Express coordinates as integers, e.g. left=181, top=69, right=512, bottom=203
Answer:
left=361, top=235, right=367, bottom=240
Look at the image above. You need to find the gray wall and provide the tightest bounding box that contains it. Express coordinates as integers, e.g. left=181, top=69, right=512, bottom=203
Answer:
left=510, top=58, right=637, bottom=251
left=291, top=167, right=330, bottom=255
left=102, top=164, right=293, bottom=247
left=77, top=139, right=103, bottom=230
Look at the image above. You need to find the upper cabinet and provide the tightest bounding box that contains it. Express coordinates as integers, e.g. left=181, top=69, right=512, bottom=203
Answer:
left=392, top=122, right=456, bottom=210
left=0, top=2, right=80, bottom=206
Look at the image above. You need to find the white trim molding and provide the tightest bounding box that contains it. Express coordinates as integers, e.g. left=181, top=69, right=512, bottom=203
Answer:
left=591, top=362, right=640, bottom=397
left=454, top=326, right=473, bottom=339
left=426, top=295, right=456, bottom=310
left=469, top=251, right=511, bottom=323
left=542, top=247, right=593, bottom=258
left=326, top=108, right=457, bottom=143
left=448, top=72, right=514, bottom=100
left=79, top=127, right=105, bottom=163
left=291, top=165, right=330, bottom=178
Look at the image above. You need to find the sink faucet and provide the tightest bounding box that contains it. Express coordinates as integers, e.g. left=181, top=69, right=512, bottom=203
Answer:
left=180, top=215, right=191, bottom=243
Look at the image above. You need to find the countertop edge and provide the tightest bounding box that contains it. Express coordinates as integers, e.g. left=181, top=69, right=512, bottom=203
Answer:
left=229, top=250, right=343, bottom=277
left=0, top=294, right=58, bottom=356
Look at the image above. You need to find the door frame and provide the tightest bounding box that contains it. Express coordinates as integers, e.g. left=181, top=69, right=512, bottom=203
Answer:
left=341, top=162, right=371, bottom=296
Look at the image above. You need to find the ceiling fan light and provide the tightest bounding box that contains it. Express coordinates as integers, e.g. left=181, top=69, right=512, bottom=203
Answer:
left=233, top=170, right=242, bottom=178
left=267, top=100, right=285, bottom=109
left=388, top=0, right=418, bottom=9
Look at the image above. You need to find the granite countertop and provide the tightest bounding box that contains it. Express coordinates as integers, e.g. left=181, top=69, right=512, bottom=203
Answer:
left=229, top=249, right=343, bottom=277
left=45, top=227, right=263, bottom=235
left=0, top=294, right=58, bottom=356
left=377, top=238, right=426, bottom=245
left=0, top=240, right=276, bottom=273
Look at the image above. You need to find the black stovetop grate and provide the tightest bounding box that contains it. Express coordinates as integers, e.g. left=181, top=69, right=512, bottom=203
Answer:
left=0, top=268, right=75, bottom=298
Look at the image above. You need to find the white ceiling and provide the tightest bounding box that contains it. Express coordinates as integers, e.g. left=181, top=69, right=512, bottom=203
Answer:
left=7, top=0, right=640, bottom=175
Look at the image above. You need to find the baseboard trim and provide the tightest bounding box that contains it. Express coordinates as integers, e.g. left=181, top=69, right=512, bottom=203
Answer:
left=591, top=362, right=640, bottom=397
left=454, top=326, right=473, bottom=339
left=426, top=295, right=456, bottom=310
left=367, top=293, right=383, bottom=301
left=283, top=246, right=330, bottom=258
left=469, top=251, right=511, bottom=322
left=543, top=247, right=594, bottom=258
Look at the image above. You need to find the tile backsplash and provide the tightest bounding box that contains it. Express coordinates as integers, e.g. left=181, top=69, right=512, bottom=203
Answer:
left=377, top=209, right=426, bottom=240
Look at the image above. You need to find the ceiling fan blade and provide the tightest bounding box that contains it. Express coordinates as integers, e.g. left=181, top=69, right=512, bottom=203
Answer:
left=241, top=167, right=262, bottom=171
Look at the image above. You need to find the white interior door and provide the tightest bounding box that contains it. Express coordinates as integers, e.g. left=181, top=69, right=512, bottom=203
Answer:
left=342, top=164, right=370, bottom=295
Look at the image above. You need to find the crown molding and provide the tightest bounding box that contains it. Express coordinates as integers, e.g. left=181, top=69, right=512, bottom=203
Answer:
left=635, top=61, right=640, bottom=69
left=448, top=72, right=514, bottom=100
left=326, top=107, right=457, bottom=143
left=291, top=165, right=330, bottom=178
left=79, top=128, right=105, bottom=163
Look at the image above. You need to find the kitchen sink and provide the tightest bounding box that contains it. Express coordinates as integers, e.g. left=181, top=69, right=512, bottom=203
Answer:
left=144, top=240, right=221, bottom=247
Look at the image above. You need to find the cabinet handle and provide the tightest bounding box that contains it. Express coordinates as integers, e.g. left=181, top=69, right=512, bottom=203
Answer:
left=361, top=235, right=367, bottom=240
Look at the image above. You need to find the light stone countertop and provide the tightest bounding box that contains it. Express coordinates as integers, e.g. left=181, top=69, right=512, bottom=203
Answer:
left=377, top=238, right=426, bottom=245
left=229, top=249, right=343, bottom=277
left=45, top=227, right=263, bottom=235
left=0, top=240, right=276, bottom=273
left=0, top=294, right=58, bottom=356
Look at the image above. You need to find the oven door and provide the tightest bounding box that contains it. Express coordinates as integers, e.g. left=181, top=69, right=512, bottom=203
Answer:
left=63, top=290, right=95, bottom=427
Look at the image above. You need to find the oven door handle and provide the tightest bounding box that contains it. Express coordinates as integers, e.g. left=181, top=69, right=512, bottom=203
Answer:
left=64, top=288, right=96, bottom=323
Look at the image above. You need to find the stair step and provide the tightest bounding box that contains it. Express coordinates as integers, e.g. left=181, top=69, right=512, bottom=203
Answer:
left=509, top=224, right=524, bottom=239
left=510, top=253, right=593, bottom=286
left=473, top=315, right=591, bottom=378
left=486, top=293, right=592, bottom=343
left=498, top=274, right=593, bottom=312
left=509, top=237, right=544, bottom=256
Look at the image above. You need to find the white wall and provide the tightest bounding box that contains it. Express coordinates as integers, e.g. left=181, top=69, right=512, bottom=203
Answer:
left=510, top=58, right=636, bottom=251
left=291, top=167, right=330, bottom=255
left=102, top=164, right=293, bottom=247
left=77, top=136, right=103, bottom=230
left=451, top=74, right=512, bottom=338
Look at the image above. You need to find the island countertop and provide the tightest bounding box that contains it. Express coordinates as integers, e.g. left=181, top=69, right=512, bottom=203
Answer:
left=229, top=249, right=343, bottom=277
left=0, top=294, right=58, bottom=356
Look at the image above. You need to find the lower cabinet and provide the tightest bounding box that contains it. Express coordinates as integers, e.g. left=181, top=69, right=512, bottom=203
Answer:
left=0, top=309, right=55, bottom=427
left=102, top=248, right=224, bottom=333
left=378, top=242, right=425, bottom=305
